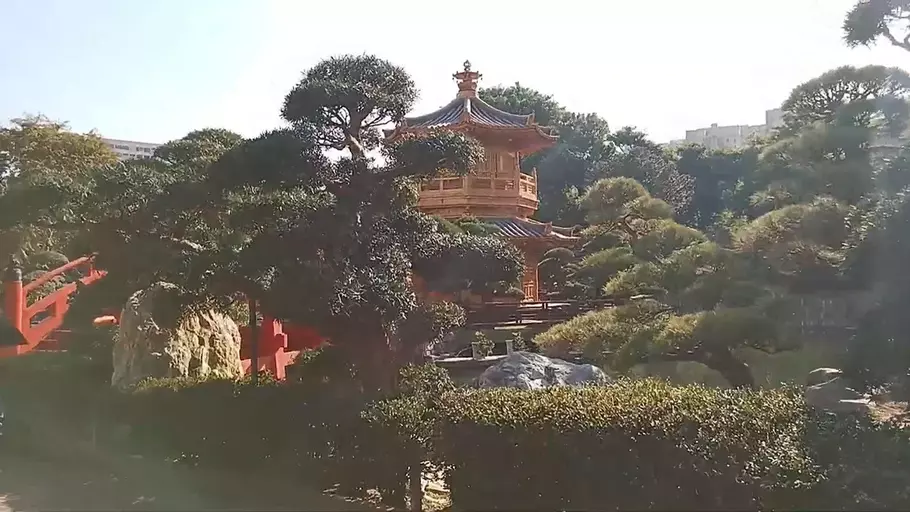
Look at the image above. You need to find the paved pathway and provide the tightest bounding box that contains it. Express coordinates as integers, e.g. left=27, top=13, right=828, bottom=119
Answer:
left=0, top=454, right=375, bottom=512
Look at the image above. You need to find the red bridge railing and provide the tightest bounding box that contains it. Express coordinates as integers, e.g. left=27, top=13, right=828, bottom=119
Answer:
left=1, top=256, right=105, bottom=357
left=1, top=256, right=326, bottom=379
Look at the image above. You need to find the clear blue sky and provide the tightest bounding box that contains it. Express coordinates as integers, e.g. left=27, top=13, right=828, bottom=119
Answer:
left=1, top=0, right=908, bottom=144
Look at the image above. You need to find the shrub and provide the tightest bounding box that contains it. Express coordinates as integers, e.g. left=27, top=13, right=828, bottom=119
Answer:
left=509, top=331, right=527, bottom=352
left=360, top=364, right=456, bottom=505
left=471, top=331, right=494, bottom=357
left=109, top=363, right=454, bottom=508
left=435, top=380, right=817, bottom=511
left=806, top=410, right=910, bottom=510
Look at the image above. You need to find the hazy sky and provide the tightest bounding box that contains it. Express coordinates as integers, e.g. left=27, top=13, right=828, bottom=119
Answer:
left=1, top=0, right=908, bottom=144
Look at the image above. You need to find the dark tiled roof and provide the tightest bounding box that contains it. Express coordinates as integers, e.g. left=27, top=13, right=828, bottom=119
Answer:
left=485, top=218, right=578, bottom=240
left=403, top=97, right=534, bottom=129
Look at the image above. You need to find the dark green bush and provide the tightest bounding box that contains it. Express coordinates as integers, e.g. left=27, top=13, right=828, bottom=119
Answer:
left=806, top=410, right=910, bottom=510
left=107, top=363, right=454, bottom=508
left=435, top=379, right=818, bottom=511
left=11, top=350, right=910, bottom=511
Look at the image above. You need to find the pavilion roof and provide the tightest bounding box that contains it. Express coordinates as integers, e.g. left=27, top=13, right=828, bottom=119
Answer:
left=485, top=217, right=578, bottom=241
left=401, top=95, right=540, bottom=130
left=385, top=60, right=558, bottom=150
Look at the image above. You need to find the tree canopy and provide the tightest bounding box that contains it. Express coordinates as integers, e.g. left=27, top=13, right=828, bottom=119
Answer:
left=844, top=0, right=910, bottom=52
left=5, top=55, right=524, bottom=391
left=8, top=43, right=910, bottom=393
left=0, top=115, right=119, bottom=261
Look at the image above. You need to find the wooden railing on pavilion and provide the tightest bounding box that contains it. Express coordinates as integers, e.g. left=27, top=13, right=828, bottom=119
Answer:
left=419, top=168, right=538, bottom=202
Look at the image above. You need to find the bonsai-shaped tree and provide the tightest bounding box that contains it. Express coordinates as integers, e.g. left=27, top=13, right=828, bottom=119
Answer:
left=0, top=56, right=524, bottom=392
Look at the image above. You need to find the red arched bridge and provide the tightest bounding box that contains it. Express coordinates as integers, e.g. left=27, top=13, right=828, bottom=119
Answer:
left=1, top=256, right=616, bottom=379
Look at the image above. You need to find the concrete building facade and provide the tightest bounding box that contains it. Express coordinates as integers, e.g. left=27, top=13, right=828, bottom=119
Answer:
left=101, top=138, right=160, bottom=161
left=680, top=108, right=784, bottom=151
left=665, top=109, right=785, bottom=151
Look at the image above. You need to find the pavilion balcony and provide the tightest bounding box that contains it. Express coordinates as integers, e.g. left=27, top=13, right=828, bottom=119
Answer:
left=419, top=169, right=537, bottom=200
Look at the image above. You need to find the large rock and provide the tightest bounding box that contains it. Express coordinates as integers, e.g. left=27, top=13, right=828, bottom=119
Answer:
left=111, top=282, right=243, bottom=389
left=805, top=367, right=873, bottom=414
left=477, top=352, right=610, bottom=390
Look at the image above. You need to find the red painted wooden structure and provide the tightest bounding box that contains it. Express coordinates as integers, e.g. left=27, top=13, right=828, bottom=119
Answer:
left=1, top=256, right=105, bottom=358
left=1, top=256, right=326, bottom=379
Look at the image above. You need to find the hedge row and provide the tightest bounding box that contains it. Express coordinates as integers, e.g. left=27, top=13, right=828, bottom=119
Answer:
left=369, top=374, right=910, bottom=511
left=7, top=353, right=910, bottom=510
left=434, top=382, right=809, bottom=510
left=106, top=375, right=412, bottom=503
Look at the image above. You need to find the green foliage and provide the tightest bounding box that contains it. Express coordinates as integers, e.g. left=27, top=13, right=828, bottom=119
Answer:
left=509, top=330, right=528, bottom=351
left=734, top=197, right=851, bottom=291
left=844, top=0, right=910, bottom=53
left=396, top=362, right=455, bottom=397
left=413, top=231, right=523, bottom=295
left=450, top=216, right=498, bottom=236
left=153, top=128, right=242, bottom=169
left=111, top=363, right=456, bottom=508
left=471, top=330, right=494, bottom=357
left=806, top=410, right=910, bottom=509
left=0, top=115, right=119, bottom=259
left=285, top=344, right=357, bottom=389
left=753, top=122, right=876, bottom=210
left=595, top=127, right=695, bottom=216
left=2, top=55, right=525, bottom=391
left=674, top=145, right=759, bottom=228
left=0, top=115, right=118, bottom=180
left=397, top=301, right=465, bottom=362
left=569, top=178, right=709, bottom=301
left=632, top=219, right=706, bottom=261
left=582, top=177, right=672, bottom=226
left=9, top=351, right=910, bottom=511
left=435, top=381, right=817, bottom=511
left=781, top=65, right=910, bottom=135
left=537, top=225, right=786, bottom=387
left=20, top=250, right=71, bottom=303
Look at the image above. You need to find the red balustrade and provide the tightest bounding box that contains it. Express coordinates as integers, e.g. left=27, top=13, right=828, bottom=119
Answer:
left=239, top=316, right=328, bottom=380
left=1, top=256, right=105, bottom=357
left=2, top=257, right=328, bottom=380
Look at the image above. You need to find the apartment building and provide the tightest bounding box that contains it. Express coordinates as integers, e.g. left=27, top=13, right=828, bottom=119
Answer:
left=681, top=109, right=784, bottom=150
left=102, top=138, right=161, bottom=161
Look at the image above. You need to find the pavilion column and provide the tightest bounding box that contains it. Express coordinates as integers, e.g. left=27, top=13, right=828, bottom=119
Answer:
left=520, top=247, right=540, bottom=302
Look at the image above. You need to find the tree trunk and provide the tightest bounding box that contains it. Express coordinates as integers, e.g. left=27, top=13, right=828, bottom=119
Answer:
left=409, top=454, right=423, bottom=512
left=354, top=332, right=398, bottom=394
left=702, top=350, right=756, bottom=389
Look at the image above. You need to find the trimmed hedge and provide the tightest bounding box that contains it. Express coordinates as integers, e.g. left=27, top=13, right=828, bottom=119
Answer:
left=434, top=380, right=816, bottom=511
left=8, top=352, right=910, bottom=511
left=108, top=375, right=408, bottom=503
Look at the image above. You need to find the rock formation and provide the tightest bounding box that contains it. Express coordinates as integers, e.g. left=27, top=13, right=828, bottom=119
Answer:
left=476, top=351, right=610, bottom=390
left=111, top=282, right=242, bottom=389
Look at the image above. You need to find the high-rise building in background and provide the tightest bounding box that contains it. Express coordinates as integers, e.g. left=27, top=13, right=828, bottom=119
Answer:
left=101, top=138, right=160, bottom=161
left=675, top=108, right=784, bottom=150
left=665, top=107, right=908, bottom=152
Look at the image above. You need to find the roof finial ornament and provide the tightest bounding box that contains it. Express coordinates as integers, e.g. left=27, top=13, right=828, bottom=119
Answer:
left=453, top=59, right=482, bottom=99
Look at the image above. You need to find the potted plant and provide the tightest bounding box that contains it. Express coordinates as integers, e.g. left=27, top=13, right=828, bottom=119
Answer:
left=470, top=331, right=495, bottom=360
left=506, top=331, right=527, bottom=354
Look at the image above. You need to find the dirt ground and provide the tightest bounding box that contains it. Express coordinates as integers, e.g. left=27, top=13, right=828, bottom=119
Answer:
left=0, top=453, right=375, bottom=512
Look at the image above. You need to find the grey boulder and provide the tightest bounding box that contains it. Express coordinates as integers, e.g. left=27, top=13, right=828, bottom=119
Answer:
left=477, top=351, right=610, bottom=390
